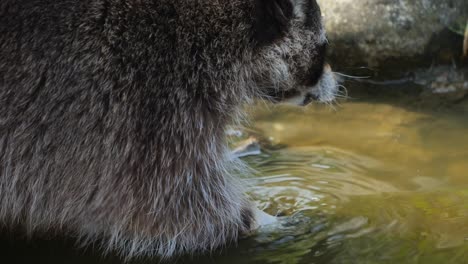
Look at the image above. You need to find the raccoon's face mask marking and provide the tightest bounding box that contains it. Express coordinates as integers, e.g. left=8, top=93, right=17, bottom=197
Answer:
left=253, top=0, right=339, bottom=105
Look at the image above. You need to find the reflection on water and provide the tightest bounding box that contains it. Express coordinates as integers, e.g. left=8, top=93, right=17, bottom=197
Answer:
left=2, top=97, right=468, bottom=264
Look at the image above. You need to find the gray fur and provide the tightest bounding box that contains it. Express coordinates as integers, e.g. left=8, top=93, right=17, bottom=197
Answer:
left=0, top=0, right=335, bottom=259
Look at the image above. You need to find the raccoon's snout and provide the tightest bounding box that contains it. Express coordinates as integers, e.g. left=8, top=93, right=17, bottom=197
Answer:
left=306, top=64, right=339, bottom=104
left=281, top=63, right=339, bottom=106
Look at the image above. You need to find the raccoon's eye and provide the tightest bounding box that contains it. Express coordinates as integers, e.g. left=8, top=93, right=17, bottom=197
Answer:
left=253, top=0, right=294, bottom=46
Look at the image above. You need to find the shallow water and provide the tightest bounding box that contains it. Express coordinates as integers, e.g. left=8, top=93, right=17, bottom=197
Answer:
left=229, top=97, right=468, bottom=264
left=2, top=89, right=468, bottom=264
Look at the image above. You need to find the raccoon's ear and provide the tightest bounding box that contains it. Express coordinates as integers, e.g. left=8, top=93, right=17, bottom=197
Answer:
left=253, top=0, right=294, bottom=46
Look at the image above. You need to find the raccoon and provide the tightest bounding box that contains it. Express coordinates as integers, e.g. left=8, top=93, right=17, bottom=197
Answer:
left=0, top=0, right=337, bottom=258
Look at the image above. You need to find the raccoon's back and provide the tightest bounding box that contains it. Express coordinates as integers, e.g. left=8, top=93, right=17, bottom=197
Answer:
left=0, top=0, right=209, bottom=220
left=0, top=0, right=128, bottom=222
left=0, top=0, right=110, bottom=116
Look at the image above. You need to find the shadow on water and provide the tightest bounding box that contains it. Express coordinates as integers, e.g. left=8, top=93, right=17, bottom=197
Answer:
left=0, top=231, right=118, bottom=264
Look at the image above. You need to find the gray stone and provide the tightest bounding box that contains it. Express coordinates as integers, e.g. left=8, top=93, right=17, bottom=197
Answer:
left=318, top=0, right=468, bottom=68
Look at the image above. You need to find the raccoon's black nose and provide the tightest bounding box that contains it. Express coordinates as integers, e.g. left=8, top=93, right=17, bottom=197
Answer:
left=303, top=92, right=320, bottom=105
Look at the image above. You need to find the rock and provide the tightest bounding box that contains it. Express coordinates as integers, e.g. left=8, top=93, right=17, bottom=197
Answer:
left=416, top=66, right=468, bottom=100
left=349, top=65, right=468, bottom=102
left=318, top=0, right=468, bottom=68
left=464, top=22, right=468, bottom=58
left=232, top=137, right=261, bottom=158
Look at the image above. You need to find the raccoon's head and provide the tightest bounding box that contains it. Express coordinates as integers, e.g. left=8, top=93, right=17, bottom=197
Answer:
left=251, top=0, right=339, bottom=105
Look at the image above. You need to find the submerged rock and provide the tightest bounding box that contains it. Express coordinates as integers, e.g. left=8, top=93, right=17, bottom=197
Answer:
left=232, top=137, right=261, bottom=158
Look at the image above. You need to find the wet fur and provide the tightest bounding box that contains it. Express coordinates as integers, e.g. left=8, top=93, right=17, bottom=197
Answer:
left=0, top=0, right=332, bottom=259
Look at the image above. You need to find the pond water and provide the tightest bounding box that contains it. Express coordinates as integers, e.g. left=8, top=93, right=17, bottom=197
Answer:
left=2, top=84, right=468, bottom=264
left=235, top=98, right=468, bottom=264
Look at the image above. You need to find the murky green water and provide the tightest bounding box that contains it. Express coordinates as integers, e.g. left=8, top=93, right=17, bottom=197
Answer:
left=236, top=99, right=468, bottom=264
left=2, top=87, right=468, bottom=263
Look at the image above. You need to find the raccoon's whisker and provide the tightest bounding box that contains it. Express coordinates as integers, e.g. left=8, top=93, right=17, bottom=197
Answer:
left=333, top=72, right=371, bottom=79
left=333, top=94, right=349, bottom=100
left=323, top=99, right=338, bottom=111
left=332, top=99, right=343, bottom=108
left=342, top=66, right=376, bottom=72
left=355, top=77, right=414, bottom=85
left=337, top=85, right=356, bottom=99
left=329, top=85, right=351, bottom=102
left=336, top=85, right=349, bottom=98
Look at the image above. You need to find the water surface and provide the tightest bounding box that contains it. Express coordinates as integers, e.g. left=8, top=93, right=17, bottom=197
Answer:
left=231, top=98, right=468, bottom=264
